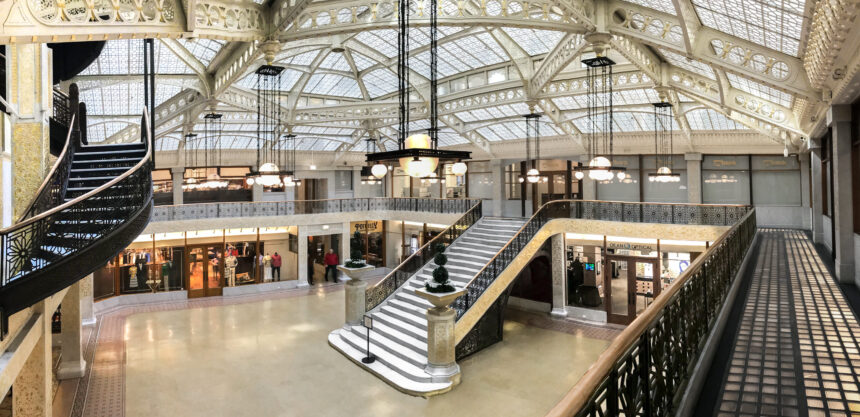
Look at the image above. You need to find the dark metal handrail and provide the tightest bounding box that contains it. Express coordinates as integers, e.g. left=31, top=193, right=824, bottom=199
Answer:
left=547, top=207, right=757, bottom=417
left=18, top=113, right=77, bottom=222
left=452, top=200, right=753, bottom=319
left=0, top=109, right=153, bottom=287
left=365, top=200, right=483, bottom=311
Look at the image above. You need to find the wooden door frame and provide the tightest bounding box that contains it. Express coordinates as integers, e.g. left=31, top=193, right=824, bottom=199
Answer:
left=604, top=254, right=659, bottom=325
left=185, top=243, right=225, bottom=298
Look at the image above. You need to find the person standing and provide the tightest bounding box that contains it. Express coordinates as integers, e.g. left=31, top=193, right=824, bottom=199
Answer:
left=324, top=248, right=339, bottom=283
left=271, top=252, right=282, bottom=281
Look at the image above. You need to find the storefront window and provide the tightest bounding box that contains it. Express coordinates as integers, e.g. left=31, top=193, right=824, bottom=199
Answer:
left=505, top=163, right=522, bottom=200
left=350, top=221, right=385, bottom=267
left=152, top=169, right=173, bottom=205
left=392, top=168, right=411, bottom=197
left=467, top=161, right=493, bottom=199
left=703, top=155, right=751, bottom=204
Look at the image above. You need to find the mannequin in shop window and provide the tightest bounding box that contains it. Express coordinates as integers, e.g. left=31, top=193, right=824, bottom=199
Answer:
left=263, top=253, right=272, bottom=282
left=225, top=252, right=238, bottom=286
left=271, top=252, right=282, bottom=281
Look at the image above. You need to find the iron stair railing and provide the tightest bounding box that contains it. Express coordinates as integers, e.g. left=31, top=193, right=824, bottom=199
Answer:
left=0, top=107, right=154, bottom=339
left=453, top=200, right=754, bottom=359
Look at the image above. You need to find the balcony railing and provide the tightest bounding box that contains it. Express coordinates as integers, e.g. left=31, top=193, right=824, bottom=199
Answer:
left=544, top=202, right=757, bottom=417
left=151, top=198, right=482, bottom=222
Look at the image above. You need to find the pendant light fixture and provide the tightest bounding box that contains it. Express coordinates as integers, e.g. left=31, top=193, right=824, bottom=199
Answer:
left=574, top=48, right=626, bottom=181
left=518, top=112, right=547, bottom=184
left=363, top=138, right=383, bottom=185
left=183, top=132, right=200, bottom=188
left=648, top=102, right=681, bottom=183
left=200, top=111, right=228, bottom=190
left=246, top=63, right=286, bottom=187
left=365, top=0, right=470, bottom=175
left=281, top=133, right=302, bottom=187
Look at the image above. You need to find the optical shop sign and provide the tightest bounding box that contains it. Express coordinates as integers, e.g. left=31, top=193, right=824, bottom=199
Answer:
left=351, top=221, right=382, bottom=234
left=607, top=241, right=656, bottom=251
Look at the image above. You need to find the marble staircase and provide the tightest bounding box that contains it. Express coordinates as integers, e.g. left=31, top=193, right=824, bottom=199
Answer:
left=329, top=217, right=527, bottom=395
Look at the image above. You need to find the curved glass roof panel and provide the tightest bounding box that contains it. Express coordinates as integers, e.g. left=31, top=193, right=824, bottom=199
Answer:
left=500, top=28, right=566, bottom=55
left=362, top=68, right=399, bottom=98
left=692, top=0, right=807, bottom=56
left=726, top=73, right=792, bottom=107
left=80, top=83, right=182, bottom=116
left=319, top=52, right=352, bottom=72
left=659, top=48, right=715, bottom=80
left=81, top=40, right=194, bottom=75
left=349, top=51, right=378, bottom=71
left=685, top=108, right=747, bottom=130
left=303, top=73, right=363, bottom=98
left=178, top=38, right=225, bottom=66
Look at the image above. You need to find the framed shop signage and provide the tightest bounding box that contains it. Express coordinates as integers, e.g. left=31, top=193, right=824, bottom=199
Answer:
left=363, top=314, right=373, bottom=330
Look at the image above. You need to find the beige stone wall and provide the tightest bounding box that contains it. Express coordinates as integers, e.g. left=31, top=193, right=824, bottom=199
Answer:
left=12, top=123, right=48, bottom=219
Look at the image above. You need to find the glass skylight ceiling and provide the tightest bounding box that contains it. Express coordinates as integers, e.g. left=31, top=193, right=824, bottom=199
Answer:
left=303, top=73, right=362, bottom=98
left=454, top=103, right=531, bottom=123
left=552, top=89, right=661, bottom=111
left=659, top=48, right=715, bottom=80
left=685, top=109, right=747, bottom=130
left=476, top=120, right=562, bottom=141
left=726, top=73, right=793, bottom=107
left=691, top=0, right=807, bottom=56
left=79, top=83, right=182, bottom=116
left=501, top=28, right=566, bottom=55
left=81, top=40, right=194, bottom=75
left=178, top=38, right=225, bottom=67
left=236, top=68, right=303, bottom=91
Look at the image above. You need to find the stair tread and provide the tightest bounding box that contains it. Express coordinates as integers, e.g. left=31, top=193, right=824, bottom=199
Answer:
left=353, top=320, right=427, bottom=355
left=373, top=311, right=427, bottom=338
left=339, top=329, right=428, bottom=372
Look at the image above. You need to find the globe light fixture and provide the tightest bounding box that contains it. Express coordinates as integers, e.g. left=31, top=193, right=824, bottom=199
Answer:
left=574, top=170, right=585, bottom=180
left=526, top=168, right=541, bottom=183
left=398, top=134, right=439, bottom=178
left=647, top=102, right=681, bottom=184
left=451, top=161, right=468, bottom=176
left=371, top=163, right=388, bottom=179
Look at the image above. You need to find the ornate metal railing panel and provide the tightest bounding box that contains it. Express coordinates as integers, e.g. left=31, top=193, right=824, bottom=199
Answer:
left=151, top=198, right=482, bottom=222
left=0, top=110, right=153, bottom=292
left=365, top=201, right=483, bottom=312
left=551, top=208, right=757, bottom=417
left=453, top=200, right=753, bottom=361
left=52, top=89, right=72, bottom=127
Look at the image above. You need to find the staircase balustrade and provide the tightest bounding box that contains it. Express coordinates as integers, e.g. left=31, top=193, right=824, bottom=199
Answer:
left=152, top=197, right=481, bottom=221
left=364, top=200, right=483, bottom=312
left=0, top=107, right=153, bottom=337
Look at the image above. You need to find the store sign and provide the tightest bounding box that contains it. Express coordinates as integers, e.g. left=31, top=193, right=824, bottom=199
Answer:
left=712, top=159, right=737, bottom=167
left=607, top=242, right=656, bottom=251
left=352, top=221, right=382, bottom=234
left=762, top=159, right=788, bottom=168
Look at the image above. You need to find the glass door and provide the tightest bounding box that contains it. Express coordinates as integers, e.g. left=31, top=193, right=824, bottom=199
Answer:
left=605, top=257, right=634, bottom=324
left=186, top=245, right=223, bottom=298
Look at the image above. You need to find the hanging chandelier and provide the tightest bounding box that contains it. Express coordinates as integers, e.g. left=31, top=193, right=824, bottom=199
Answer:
left=648, top=102, right=681, bottom=183
left=246, top=64, right=286, bottom=187
left=183, top=132, right=201, bottom=189
left=364, top=0, right=470, bottom=176
left=574, top=52, right=626, bottom=181
left=518, top=112, right=548, bottom=184
left=364, top=138, right=385, bottom=184
left=281, top=133, right=302, bottom=188
left=198, top=111, right=228, bottom=190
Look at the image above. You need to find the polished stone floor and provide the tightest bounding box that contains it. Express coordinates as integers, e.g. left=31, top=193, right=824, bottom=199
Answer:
left=75, top=285, right=615, bottom=417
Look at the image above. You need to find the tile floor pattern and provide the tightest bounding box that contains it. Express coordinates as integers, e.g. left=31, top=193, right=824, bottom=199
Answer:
left=73, top=283, right=344, bottom=417
left=69, top=283, right=619, bottom=417
left=715, top=229, right=860, bottom=417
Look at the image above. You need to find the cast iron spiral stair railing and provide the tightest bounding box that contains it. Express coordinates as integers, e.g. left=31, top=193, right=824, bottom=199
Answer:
left=0, top=102, right=153, bottom=338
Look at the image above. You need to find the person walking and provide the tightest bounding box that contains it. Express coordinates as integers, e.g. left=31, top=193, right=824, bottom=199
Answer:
left=271, top=252, right=282, bottom=281
left=324, top=248, right=339, bottom=283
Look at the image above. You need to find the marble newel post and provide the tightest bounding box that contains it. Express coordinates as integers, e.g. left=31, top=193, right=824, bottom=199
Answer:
left=57, top=280, right=86, bottom=379
left=416, top=288, right=466, bottom=384
left=337, top=264, right=375, bottom=327
left=550, top=233, right=568, bottom=317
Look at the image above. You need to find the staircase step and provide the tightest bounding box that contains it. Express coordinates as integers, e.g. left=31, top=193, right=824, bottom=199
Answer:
left=70, top=166, right=134, bottom=176
left=386, top=299, right=430, bottom=321
left=372, top=311, right=427, bottom=340
left=395, top=291, right=434, bottom=309
left=380, top=305, right=427, bottom=330
left=74, top=148, right=145, bottom=157
left=338, top=329, right=430, bottom=379
left=331, top=331, right=449, bottom=388
left=72, top=157, right=141, bottom=167
left=354, top=319, right=427, bottom=355
left=78, top=142, right=145, bottom=152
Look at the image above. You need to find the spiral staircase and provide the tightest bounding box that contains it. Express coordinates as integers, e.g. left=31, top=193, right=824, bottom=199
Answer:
left=0, top=84, right=153, bottom=338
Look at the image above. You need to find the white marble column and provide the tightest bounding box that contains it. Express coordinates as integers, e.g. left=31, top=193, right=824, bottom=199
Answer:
left=171, top=167, right=184, bottom=205
left=799, top=153, right=811, bottom=230
left=252, top=183, right=264, bottom=202
left=550, top=233, right=568, bottom=317
left=57, top=281, right=86, bottom=380
left=80, top=273, right=95, bottom=325
left=829, top=105, right=855, bottom=284
left=13, top=299, right=52, bottom=417
left=685, top=153, right=702, bottom=204
left=491, top=160, right=504, bottom=216
left=809, top=138, right=824, bottom=244
left=297, top=226, right=309, bottom=287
